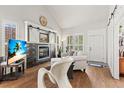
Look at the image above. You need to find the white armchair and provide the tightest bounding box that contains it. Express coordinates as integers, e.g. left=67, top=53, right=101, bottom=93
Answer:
left=38, top=57, right=73, bottom=88
left=71, top=51, right=87, bottom=72
left=72, top=55, right=87, bottom=72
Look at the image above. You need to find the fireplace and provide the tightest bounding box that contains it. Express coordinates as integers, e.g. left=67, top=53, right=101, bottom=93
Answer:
left=37, top=44, right=50, bottom=61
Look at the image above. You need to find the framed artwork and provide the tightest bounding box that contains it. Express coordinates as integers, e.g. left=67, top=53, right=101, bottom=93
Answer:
left=39, top=32, right=49, bottom=43
left=39, top=16, right=47, bottom=27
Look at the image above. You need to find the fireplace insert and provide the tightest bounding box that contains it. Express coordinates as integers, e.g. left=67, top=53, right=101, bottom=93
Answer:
left=37, top=44, right=50, bottom=61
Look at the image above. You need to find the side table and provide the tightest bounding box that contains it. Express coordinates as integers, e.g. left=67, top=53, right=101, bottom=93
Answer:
left=0, top=61, right=25, bottom=81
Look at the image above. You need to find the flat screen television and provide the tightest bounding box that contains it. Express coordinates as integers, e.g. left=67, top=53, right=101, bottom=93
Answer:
left=8, top=39, right=27, bottom=65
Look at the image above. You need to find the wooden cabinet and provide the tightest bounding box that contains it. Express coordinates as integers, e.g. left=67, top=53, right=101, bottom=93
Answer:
left=119, top=58, right=124, bottom=75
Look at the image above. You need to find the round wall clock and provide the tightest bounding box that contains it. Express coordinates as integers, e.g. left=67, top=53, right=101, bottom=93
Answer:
left=39, top=16, right=47, bottom=27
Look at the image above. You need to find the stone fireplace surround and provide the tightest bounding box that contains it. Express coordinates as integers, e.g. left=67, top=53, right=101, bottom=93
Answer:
left=26, top=43, right=56, bottom=68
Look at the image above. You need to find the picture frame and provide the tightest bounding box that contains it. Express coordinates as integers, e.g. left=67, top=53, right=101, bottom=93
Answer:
left=39, top=32, right=49, bottom=43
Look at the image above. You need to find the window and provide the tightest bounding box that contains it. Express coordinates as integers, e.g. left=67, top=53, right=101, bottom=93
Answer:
left=5, top=24, right=16, bottom=43
left=67, top=35, right=84, bottom=52
left=4, top=24, right=16, bottom=56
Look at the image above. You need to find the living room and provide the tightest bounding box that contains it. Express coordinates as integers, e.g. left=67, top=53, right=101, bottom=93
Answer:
left=0, top=5, right=124, bottom=89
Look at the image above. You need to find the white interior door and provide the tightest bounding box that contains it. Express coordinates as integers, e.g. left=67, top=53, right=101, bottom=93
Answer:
left=88, top=35, right=105, bottom=62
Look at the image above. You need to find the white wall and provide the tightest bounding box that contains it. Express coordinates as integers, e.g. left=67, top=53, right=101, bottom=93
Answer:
left=107, top=19, right=114, bottom=77
left=0, top=6, right=62, bottom=39
left=0, top=6, right=62, bottom=56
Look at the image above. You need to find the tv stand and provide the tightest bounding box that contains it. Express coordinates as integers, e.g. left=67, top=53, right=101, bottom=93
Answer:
left=0, top=60, right=25, bottom=81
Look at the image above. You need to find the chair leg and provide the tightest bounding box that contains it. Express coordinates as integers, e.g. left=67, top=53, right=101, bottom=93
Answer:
left=80, top=68, right=86, bottom=72
left=83, top=69, right=86, bottom=72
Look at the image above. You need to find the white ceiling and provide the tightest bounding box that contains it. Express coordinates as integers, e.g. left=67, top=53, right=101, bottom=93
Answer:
left=46, top=5, right=110, bottom=30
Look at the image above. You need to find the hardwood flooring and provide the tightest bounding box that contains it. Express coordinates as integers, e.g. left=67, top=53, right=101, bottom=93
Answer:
left=0, top=62, right=124, bottom=88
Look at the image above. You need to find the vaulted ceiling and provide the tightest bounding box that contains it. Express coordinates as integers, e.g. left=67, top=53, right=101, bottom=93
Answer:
left=46, top=5, right=110, bottom=31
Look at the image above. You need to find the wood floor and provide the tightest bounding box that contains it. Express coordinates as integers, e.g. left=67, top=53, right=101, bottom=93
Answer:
left=0, top=62, right=124, bottom=88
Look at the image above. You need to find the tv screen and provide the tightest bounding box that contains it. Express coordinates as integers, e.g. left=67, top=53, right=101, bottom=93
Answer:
left=8, top=39, right=27, bottom=65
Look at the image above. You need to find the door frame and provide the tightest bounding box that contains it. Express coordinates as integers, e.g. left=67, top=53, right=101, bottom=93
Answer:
left=87, top=29, right=106, bottom=63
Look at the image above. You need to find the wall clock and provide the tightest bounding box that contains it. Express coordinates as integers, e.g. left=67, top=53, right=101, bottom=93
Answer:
left=39, top=16, right=47, bottom=27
